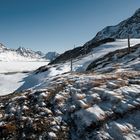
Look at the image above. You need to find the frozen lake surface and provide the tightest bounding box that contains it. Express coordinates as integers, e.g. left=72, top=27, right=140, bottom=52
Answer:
left=0, top=61, right=48, bottom=95
left=0, top=61, right=48, bottom=73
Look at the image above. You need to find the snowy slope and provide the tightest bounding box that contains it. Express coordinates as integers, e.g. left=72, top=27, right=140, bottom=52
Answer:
left=15, top=39, right=140, bottom=91
left=0, top=40, right=139, bottom=139
left=0, top=39, right=138, bottom=95
left=87, top=43, right=140, bottom=72
left=50, top=38, right=115, bottom=64
left=51, top=38, right=140, bottom=70
left=74, top=39, right=140, bottom=71
left=46, top=39, right=140, bottom=73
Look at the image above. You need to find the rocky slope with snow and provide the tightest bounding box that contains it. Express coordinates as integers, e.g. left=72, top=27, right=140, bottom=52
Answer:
left=0, top=43, right=7, bottom=51
left=50, top=38, right=115, bottom=64
left=0, top=40, right=139, bottom=139
left=87, top=44, right=140, bottom=72
left=51, top=8, right=140, bottom=65
left=85, top=8, right=140, bottom=46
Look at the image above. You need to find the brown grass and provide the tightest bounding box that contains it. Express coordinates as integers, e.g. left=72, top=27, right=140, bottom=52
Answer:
left=1, top=123, right=17, bottom=134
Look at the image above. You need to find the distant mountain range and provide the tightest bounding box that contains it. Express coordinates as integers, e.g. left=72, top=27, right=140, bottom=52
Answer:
left=0, top=43, right=59, bottom=62
left=16, top=47, right=43, bottom=59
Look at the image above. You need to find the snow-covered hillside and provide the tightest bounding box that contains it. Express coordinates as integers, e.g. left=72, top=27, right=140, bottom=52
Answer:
left=50, top=38, right=115, bottom=64
left=31, top=39, right=140, bottom=82
left=0, top=43, right=6, bottom=50
left=0, top=39, right=139, bottom=139
left=85, top=8, right=140, bottom=46
left=50, top=9, right=140, bottom=65
left=0, top=39, right=139, bottom=99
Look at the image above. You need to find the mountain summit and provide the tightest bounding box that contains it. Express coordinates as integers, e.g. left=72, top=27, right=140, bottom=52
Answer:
left=85, top=8, right=140, bottom=46
left=0, top=43, right=6, bottom=50
left=16, top=47, right=44, bottom=58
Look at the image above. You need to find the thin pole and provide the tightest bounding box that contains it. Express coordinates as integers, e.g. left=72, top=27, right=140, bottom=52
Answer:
left=70, top=45, right=75, bottom=72
left=85, top=46, right=87, bottom=55
left=128, top=35, right=131, bottom=53
left=70, top=57, right=73, bottom=72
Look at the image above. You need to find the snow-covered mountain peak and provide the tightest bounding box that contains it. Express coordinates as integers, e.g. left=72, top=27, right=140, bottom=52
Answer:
left=16, top=46, right=44, bottom=58
left=0, top=44, right=48, bottom=62
left=0, top=43, right=59, bottom=62
left=17, top=47, right=34, bottom=54
left=17, top=46, right=29, bottom=52
left=134, top=8, right=140, bottom=17
left=0, top=43, right=6, bottom=50
left=85, top=8, right=140, bottom=46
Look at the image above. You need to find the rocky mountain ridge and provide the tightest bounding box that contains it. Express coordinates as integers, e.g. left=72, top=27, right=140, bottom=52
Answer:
left=51, top=8, right=140, bottom=65
left=50, top=38, right=115, bottom=64
left=85, top=8, right=140, bottom=46
left=16, top=47, right=43, bottom=59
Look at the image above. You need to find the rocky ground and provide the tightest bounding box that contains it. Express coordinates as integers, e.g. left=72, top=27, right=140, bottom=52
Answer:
left=0, top=45, right=140, bottom=140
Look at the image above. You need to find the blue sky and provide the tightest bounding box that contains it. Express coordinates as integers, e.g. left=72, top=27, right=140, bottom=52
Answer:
left=0, top=0, right=140, bottom=53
